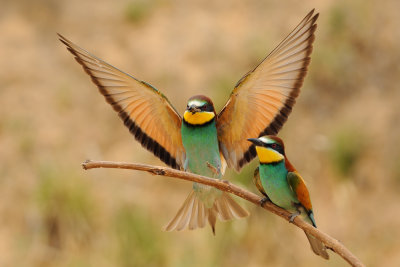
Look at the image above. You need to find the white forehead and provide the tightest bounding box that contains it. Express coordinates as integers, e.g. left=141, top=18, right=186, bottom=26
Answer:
left=188, top=99, right=206, bottom=107
left=259, top=136, right=275, bottom=144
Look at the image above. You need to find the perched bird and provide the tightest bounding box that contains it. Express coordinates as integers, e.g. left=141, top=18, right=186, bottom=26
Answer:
left=58, top=9, right=318, bottom=234
left=248, top=136, right=329, bottom=259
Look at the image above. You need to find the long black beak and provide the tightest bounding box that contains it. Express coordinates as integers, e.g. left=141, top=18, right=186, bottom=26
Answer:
left=247, top=138, right=264, bottom=146
left=188, top=105, right=201, bottom=114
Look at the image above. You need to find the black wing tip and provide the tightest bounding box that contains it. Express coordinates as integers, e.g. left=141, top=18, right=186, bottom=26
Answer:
left=264, top=9, right=317, bottom=134
left=311, top=11, right=319, bottom=22
left=299, top=9, right=319, bottom=29
left=237, top=145, right=257, bottom=170
left=58, top=35, right=84, bottom=65
left=234, top=10, right=319, bottom=170
left=305, top=9, right=315, bottom=21
left=57, top=33, right=73, bottom=48
left=224, top=9, right=320, bottom=171
left=231, top=10, right=318, bottom=94
left=236, top=101, right=296, bottom=170
left=120, top=111, right=181, bottom=170
left=58, top=33, right=182, bottom=170
left=56, top=32, right=64, bottom=40
left=59, top=38, right=70, bottom=49
left=306, top=8, right=319, bottom=22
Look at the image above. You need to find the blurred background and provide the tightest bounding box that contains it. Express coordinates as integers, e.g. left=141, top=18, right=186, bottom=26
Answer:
left=1, top=0, right=399, bottom=266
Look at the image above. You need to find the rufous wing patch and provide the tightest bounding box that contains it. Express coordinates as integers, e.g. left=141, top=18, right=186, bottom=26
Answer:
left=288, top=171, right=312, bottom=211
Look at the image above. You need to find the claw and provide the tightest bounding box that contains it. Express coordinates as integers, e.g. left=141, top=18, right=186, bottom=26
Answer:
left=206, top=161, right=219, bottom=175
left=260, top=197, right=269, bottom=207
left=289, top=211, right=300, bottom=223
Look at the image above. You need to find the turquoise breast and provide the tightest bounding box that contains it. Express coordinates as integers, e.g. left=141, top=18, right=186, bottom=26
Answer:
left=181, top=120, right=221, bottom=179
left=259, top=161, right=299, bottom=211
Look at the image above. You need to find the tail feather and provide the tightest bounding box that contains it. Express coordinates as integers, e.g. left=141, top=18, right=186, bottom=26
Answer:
left=188, top=197, right=199, bottom=230
left=163, top=191, right=195, bottom=231
left=305, top=232, right=329, bottom=260
left=215, top=194, right=233, bottom=221
left=176, top=192, right=194, bottom=231
left=208, top=207, right=217, bottom=235
left=222, top=193, right=250, bottom=218
left=163, top=190, right=248, bottom=234
left=197, top=200, right=207, bottom=228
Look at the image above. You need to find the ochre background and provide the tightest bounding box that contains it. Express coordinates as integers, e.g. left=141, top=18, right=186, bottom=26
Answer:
left=1, top=0, right=399, bottom=266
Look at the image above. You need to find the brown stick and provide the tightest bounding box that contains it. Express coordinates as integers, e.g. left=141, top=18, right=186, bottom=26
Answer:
left=82, top=160, right=365, bottom=267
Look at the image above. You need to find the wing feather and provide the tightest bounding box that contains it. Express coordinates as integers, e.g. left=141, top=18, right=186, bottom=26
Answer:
left=253, top=167, right=267, bottom=197
left=217, top=10, right=318, bottom=171
left=287, top=172, right=313, bottom=211
left=59, top=34, right=185, bottom=169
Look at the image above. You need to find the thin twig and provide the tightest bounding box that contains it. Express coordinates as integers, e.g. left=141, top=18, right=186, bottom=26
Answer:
left=82, top=160, right=365, bottom=267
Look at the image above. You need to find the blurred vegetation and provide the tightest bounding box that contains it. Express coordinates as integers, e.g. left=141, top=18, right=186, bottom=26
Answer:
left=114, top=205, right=166, bottom=267
left=124, top=0, right=156, bottom=24
left=329, top=128, right=366, bottom=178
left=1, top=0, right=400, bottom=266
left=36, top=165, right=95, bottom=250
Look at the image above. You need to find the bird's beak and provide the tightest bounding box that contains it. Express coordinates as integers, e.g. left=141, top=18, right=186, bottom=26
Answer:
left=188, top=105, right=201, bottom=114
left=247, top=138, right=264, bottom=146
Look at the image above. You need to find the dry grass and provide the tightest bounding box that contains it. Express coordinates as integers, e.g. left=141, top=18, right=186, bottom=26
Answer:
left=1, top=0, right=400, bottom=266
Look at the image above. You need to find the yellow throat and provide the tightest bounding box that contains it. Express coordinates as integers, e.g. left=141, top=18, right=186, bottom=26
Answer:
left=183, top=110, right=215, bottom=125
left=255, top=146, right=284, bottom=164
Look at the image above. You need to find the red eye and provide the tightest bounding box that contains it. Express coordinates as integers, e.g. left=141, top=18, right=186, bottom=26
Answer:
left=271, top=144, right=277, bottom=149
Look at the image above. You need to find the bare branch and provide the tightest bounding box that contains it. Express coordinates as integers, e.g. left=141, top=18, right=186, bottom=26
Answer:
left=82, top=160, right=365, bottom=267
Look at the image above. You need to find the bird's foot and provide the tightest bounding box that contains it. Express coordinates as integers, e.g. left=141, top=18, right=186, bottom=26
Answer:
left=260, top=197, right=270, bottom=207
left=206, top=161, right=219, bottom=175
left=289, top=211, right=300, bottom=223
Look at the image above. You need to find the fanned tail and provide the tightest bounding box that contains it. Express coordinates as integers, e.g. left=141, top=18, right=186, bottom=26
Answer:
left=305, top=232, right=329, bottom=260
left=163, top=191, right=207, bottom=232
left=163, top=190, right=249, bottom=234
left=214, top=192, right=249, bottom=221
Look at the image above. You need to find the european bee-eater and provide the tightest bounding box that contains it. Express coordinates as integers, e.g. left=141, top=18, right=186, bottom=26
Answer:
left=59, top=9, right=318, bottom=233
left=248, top=136, right=329, bottom=259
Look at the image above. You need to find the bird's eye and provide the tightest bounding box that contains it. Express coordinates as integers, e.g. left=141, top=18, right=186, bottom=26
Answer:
left=271, top=143, right=277, bottom=149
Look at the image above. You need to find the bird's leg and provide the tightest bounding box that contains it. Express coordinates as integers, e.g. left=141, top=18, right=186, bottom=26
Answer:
left=289, top=202, right=302, bottom=223
left=206, top=161, right=219, bottom=175
left=289, top=211, right=300, bottom=223
left=260, top=196, right=270, bottom=207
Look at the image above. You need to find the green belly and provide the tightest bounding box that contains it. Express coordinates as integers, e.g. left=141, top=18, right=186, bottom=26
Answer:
left=181, top=121, right=221, bottom=178
left=259, top=162, right=299, bottom=211
left=181, top=121, right=222, bottom=207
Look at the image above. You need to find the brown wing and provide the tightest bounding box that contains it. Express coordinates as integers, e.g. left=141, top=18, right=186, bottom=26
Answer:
left=217, top=10, right=318, bottom=171
left=287, top=171, right=312, bottom=212
left=59, top=34, right=185, bottom=169
left=252, top=167, right=267, bottom=197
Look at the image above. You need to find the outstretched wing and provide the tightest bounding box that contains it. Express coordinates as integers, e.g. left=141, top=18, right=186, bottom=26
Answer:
left=217, top=10, right=318, bottom=171
left=287, top=171, right=312, bottom=212
left=59, top=34, right=185, bottom=169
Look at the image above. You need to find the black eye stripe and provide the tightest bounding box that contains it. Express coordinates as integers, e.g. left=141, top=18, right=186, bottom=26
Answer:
left=186, top=103, right=214, bottom=112
left=200, top=105, right=213, bottom=112
left=265, top=143, right=284, bottom=155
